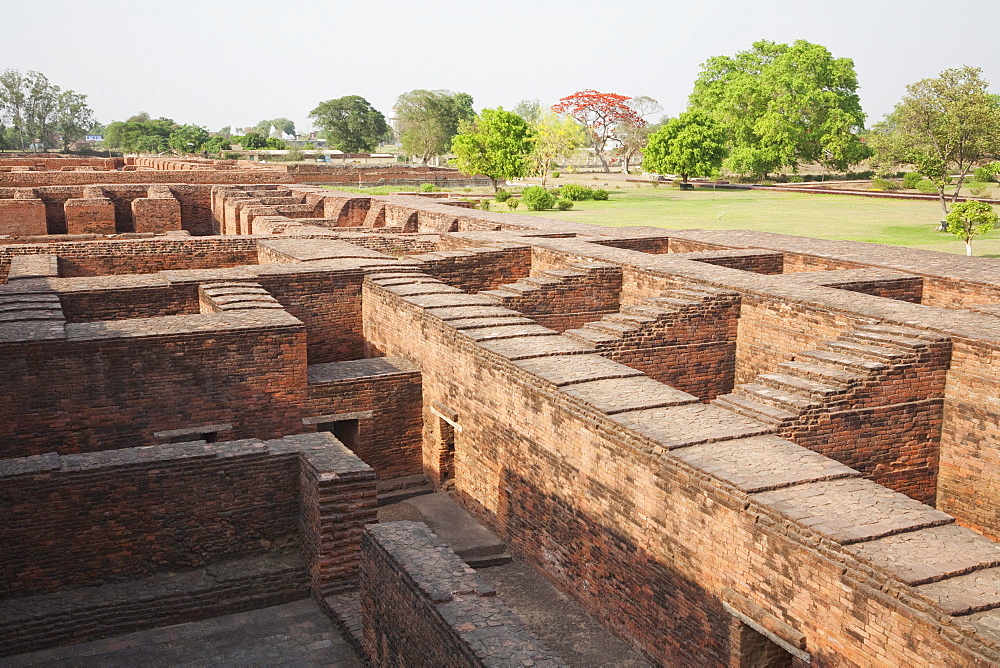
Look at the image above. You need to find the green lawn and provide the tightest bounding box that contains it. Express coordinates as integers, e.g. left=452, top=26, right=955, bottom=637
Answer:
left=514, top=188, right=1000, bottom=257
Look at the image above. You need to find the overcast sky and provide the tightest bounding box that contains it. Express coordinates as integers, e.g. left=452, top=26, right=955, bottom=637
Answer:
left=3, top=0, right=998, bottom=133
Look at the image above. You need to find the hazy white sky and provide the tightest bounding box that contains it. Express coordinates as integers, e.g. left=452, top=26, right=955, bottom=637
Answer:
left=3, top=0, right=998, bottom=133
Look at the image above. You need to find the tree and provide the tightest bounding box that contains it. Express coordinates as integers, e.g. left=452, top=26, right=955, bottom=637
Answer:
left=452, top=108, right=534, bottom=191
left=394, top=89, right=475, bottom=164
left=513, top=99, right=544, bottom=125
left=870, top=66, right=1000, bottom=220
left=0, top=69, right=29, bottom=150
left=309, top=95, right=389, bottom=153
left=689, top=39, right=868, bottom=179
left=168, top=124, right=210, bottom=154
left=946, top=200, right=997, bottom=255
left=530, top=112, right=585, bottom=186
left=643, top=110, right=727, bottom=183
left=23, top=71, right=59, bottom=149
left=104, top=116, right=176, bottom=153
left=56, top=90, right=95, bottom=150
left=255, top=117, right=295, bottom=137
left=618, top=95, right=662, bottom=174
left=552, top=90, right=644, bottom=172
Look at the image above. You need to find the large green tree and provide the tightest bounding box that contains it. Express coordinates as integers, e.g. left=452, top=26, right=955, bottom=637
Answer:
left=452, top=108, right=534, bottom=191
left=689, top=39, right=868, bottom=179
left=870, top=66, right=1000, bottom=219
left=394, top=89, right=475, bottom=164
left=56, top=89, right=95, bottom=150
left=255, top=117, right=295, bottom=137
left=530, top=111, right=585, bottom=186
left=104, top=115, right=176, bottom=153
left=642, top=110, right=727, bottom=183
left=0, top=70, right=94, bottom=151
left=309, top=95, right=389, bottom=153
left=168, top=124, right=210, bottom=154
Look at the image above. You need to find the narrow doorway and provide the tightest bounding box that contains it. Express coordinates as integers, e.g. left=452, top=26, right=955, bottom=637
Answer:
left=317, top=419, right=360, bottom=450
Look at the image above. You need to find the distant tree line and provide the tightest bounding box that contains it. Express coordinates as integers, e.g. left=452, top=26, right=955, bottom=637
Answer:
left=0, top=69, right=97, bottom=151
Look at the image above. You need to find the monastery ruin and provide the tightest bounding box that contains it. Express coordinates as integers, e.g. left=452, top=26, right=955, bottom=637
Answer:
left=3, top=156, right=1000, bottom=666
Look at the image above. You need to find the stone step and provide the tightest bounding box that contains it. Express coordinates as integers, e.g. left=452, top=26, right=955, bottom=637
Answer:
left=621, top=304, right=675, bottom=318
left=562, top=327, right=619, bottom=346
left=778, top=360, right=862, bottom=386
left=581, top=320, right=637, bottom=336
left=646, top=296, right=701, bottom=309
left=823, top=340, right=910, bottom=363
left=541, top=269, right=586, bottom=279
left=757, top=372, right=850, bottom=398
left=840, top=330, right=936, bottom=352
left=601, top=312, right=657, bottom=326
left=735, top=382, right=817, bottom=412
left=795, top=349, right=888, bottom=373
left=856, top=324, right=947, bottom=342
left=520, top=276, right=564, bottom=287
left=713, top=393, right=796, bottom=425
left=377, top=474, right=435, bottom=506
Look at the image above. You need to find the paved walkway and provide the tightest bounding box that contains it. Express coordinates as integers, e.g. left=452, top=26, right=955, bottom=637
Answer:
left=5, top=599, right=361, bottom=667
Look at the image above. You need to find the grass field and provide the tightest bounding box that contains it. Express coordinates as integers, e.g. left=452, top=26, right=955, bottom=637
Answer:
left=514, top=185, right=1000, bottom=257
left=333, top=176, right=1000, bottom=257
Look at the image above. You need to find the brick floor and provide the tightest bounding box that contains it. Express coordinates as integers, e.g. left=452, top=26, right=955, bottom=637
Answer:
left=4, top=599, right=361, bottom=667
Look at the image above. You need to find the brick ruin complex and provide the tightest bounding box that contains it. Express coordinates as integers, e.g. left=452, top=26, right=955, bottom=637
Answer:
left=3, top=156, right=1000, bottom=665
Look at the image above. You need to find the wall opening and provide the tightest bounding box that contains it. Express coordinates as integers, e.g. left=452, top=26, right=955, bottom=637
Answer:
left=318, top=419, right=360, bottom=450
left=436, top=417, right=455, bottom=483
left=736, top=624, right=793, bottom=668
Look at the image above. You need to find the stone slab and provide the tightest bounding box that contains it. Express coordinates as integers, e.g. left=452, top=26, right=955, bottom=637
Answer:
left=561, top=376, right=698, bottom=414
left=610, top=403, right=772, bottom=451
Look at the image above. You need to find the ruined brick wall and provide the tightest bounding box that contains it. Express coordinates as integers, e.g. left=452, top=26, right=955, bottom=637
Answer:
left=939, top=338, right=1000, bottom=538
left=415, top=246, right=531, bottom=293
left=1, top=315, right=307, bottom=457
left=826, top=277, right=923, bottom=303
left=56, top=279, right=200, bottom=322
left=258, top=268, right=364, bottom=363
left=304, top=359, right=423, bottom=480
left=0, top=445, right=300, bottom=598
left=0, top=238, right=258, bottom=280
left=360, top=522, right=565, bottom=667
left=0, top=198, right=47, bottom=236
left=361, top=280, right=988, bottom=667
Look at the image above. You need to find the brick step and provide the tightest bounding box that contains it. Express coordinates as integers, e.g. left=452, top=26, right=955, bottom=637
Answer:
left=733, top=382, right=817, bottom=412
left=601, top=312, right=658, bottom=326
left=562, top=327, right=619, bottom=346
left=520, top=276, right=564, bottom=287
left=713, top=393, right=796, bottom=425
left=822, top=340, right=910, bottom=363
left=795, top=349, right=888, bottom=373
left=645, top=296, right=701, bottom=309
left=757, top=372, right=850, bottom=398
left=540, top=269, right=586, bottom=279
left=840, top=330, right=936, bottom=352
left=579, top=319, right=637, bottom=336
left=620, top=304, right=677, bottom=319
left=778, top=360, right=862, bottom=386
left=856, top=324, right=947, bottom=342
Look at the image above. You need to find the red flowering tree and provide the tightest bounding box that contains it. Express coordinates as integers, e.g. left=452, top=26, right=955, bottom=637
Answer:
left=552, top=90, right=645, bottom=172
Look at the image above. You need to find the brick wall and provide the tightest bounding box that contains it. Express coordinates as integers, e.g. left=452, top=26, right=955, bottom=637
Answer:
left=360, top=522, right=565, bottom=666
left=361, top=279, right=994, bottom=667
left=0, top=442, right=300, bottom=597
left=304, top=358, right=423, bottom=480
left=1, top=312, right=307, bottom=456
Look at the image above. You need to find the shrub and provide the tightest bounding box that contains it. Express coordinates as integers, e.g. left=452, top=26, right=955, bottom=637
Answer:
left=494, top=189, right=511, bottom=202
left=551, top=171, right=560, bottom=179
left=507, top=198, right=519, bottom=211
left=561, top=184, right=593, bottom=201
left=548, top=188, right=562, bottom=196
left=870, top=178, right=900, bottom=191
left=521, top=186, right=556, bottom=211
left=788, top=175, right=804, bottom=183
left=478, top=199, right=490, bottom=211
left=917, top=179, right=938, bottom=194
left=592, top=189, right=609, bottom=201
left=968, top=182, right=992, bottom=198
left=419, top=182, right=438, bottom=192
left=555, top=199, right=573, bottom=211
left=974, top=163, right=1000, bottom=183
left=903, top=172, right=923, bottom=189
